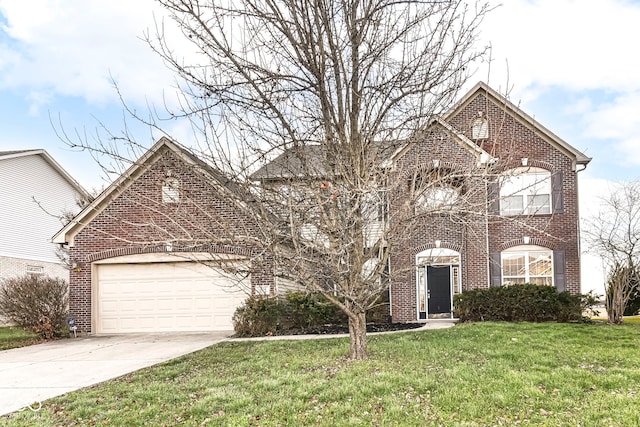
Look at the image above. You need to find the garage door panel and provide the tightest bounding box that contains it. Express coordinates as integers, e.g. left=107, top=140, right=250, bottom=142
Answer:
left=95, top=261, right=249, bottom=334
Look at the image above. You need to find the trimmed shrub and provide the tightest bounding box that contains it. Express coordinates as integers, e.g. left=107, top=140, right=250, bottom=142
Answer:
left=233, top=291, right=393, bottom=337
left=0, top=274, right=69, bottom=338
left=232, top=296, right=286, bottom=337
left=280, top=292, right=347, bottom=331
left=625, top=287, right=640, bottom=316
left=367, top=289, right=392, bottom=324
left=454, top=284, right=596, bottom=323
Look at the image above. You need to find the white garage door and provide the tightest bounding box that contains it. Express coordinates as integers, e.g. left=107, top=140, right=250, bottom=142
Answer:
left=95, top=261, right=250, bottom=334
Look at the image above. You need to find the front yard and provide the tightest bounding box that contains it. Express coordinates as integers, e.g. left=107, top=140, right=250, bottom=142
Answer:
left=0, top=326, right=41, bottom=351
left=3, top=321, right=640, bottom=426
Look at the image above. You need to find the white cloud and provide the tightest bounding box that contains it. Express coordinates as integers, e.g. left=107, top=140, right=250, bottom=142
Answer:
left=0, top=0, right=179, bottom=108
left=577, top=91, right=640, bottom=168
left=479, top=0, right=640, bottom=96
left=2, top=0, right=638, bottom=117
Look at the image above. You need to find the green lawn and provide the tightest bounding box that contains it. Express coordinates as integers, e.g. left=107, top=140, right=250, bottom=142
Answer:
left=4, top=322, right=640, bottom=426
left=0, top=326, right=41, bottom=351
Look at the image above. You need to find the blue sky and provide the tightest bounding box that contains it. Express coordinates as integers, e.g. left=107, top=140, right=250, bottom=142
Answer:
left=1, top=0, right=639, bottom=292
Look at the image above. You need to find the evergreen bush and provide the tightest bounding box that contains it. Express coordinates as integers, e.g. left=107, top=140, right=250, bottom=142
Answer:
left=454, top=284, right=596, bottom=323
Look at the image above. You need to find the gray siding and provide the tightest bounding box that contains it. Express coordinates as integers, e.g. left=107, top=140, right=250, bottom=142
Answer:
left=0, top=154, right=82, bottom=265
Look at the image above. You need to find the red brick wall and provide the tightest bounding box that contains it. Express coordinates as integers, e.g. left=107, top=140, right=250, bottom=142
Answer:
left=389, top=92, right=584, bottom=322
left=389, top=126, right=490, bottom=322
left=450, top=94, right=582, bottom=294
left=68, top=146, right=274, bottom=333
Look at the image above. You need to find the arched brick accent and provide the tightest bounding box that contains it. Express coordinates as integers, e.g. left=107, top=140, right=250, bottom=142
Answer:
left=399, top=161, right=466, bottom=180
left=498, top=237, right=557, bottom=251
left=413, top=241, right=463, bottom=255
left=87, top=243, right=255, bottom=263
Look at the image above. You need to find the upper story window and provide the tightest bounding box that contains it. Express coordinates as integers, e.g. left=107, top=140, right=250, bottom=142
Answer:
left=501, top=246, right=553, bottom=286
left=416, top=185, right=459, bottom=214
left=162, top=178, right=180, bottom=204
left=499, top=167, right=551, bottom=216
left=471, top=114, right=489, bottom=139
left=412, top=166, right=463, bottom=215
left=363, top=190, right=388, bottom=222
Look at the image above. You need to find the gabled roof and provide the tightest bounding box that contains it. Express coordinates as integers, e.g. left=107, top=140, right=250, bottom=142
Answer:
left=251, top=145, right=326, bottom=180
left=445, top=82, right=592, bottom=165
left=250, top=141, right=403, bottom=180
left=0, top=149, right=88, bottom=197
left=389, top=116, right=495, bottom=166
left=52, top=137, right=237, bottom=245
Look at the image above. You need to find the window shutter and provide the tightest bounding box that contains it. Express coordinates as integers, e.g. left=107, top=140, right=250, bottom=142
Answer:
left=553, top=250, right=566, bottom=292
left=489, top=252, right=502, bottom=287
left=551, top=171, right=564, bottom=214
left=488, top=180, right=500, bottom=215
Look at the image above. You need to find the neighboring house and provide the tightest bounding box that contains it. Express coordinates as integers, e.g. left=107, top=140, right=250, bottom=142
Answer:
left=0, top=150, right=87, bottom=281
left=55, top=82, right=591, bottom=334
left=53, top=138, right=274, bottom=334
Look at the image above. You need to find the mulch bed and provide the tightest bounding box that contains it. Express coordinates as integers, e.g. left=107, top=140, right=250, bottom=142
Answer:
left=284, top=322, right=424, bottom=335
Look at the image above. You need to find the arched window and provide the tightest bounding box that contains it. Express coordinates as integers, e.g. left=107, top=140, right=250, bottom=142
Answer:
left=501, top=245, right=553, bottom=286
left=162, top=178, right=180, bottom=204
left=472, top=117, right=489, bottom=139
left=412, top=167, right=462, bottom=215
left=416, top=185, right=459, bottom=214
left=499, top=167, right=551, bottom=215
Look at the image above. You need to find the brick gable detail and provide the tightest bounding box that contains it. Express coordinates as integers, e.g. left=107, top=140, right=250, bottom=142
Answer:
left=67, top=147, right=273, bottom=333
left=389, top=92, right=584, bottom=322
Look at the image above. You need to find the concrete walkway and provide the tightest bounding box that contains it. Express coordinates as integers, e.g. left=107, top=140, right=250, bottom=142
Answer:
left=0, top=321, right=456, bottom=417
left=0, top=332, right=230, bottom=416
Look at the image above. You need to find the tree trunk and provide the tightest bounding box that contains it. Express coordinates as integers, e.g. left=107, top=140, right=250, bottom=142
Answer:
left=348, top=310, right=367, bottom=360
left=607, top=281, right=625, bottom=324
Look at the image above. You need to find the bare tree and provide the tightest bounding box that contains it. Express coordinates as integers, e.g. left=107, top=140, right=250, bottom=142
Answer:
left=158, top=0, right=493, bottom=359
left=584, top=181, right=640, bottom=324
left=64, top=0, right=491, bottom=359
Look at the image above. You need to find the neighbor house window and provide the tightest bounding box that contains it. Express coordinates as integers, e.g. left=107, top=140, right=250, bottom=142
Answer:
left=499, top=167, right=551, bottom=215
left=26, top=265, right=44, bottom=275
left=162, top=178, right=180, bottom=203
left=502, top=246, right=553, bottom=286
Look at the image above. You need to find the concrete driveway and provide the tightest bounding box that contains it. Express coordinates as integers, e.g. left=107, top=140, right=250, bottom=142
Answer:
left=0, top=332, right=230, bottom=416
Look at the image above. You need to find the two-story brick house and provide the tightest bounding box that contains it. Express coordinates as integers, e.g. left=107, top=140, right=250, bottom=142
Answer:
left=56, top=82, right=590, bottom=334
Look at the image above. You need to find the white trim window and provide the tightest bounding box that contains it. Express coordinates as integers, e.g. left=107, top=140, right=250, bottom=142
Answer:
left=162, top=178, right=181, bottom=204
left=26, top=265, right=45, bottom=275
left=500, top=167, right=551, bottom=216
left=502, top=246, right=553, bottom=286
left=472, top=117, right=489, bottom=139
